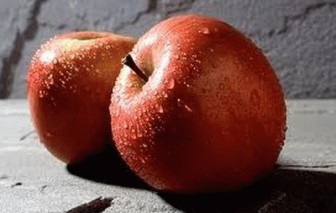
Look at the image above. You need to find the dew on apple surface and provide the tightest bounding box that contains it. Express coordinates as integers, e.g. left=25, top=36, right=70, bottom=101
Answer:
left=124, top=123, right=128, bottom=129
left=184, top=104, right=193, bottom=112
left=157, top=104, right=164, bottom=114
left=140, top=157, right=146, bottom=164
left=162, top=91, right=168, bottom=98
left=52, top=58, right=59, bottom=66
left=183, top=82, right=191, bottom=88
left=40, top=50, right=56, bottom=64
left=131, top=134, right=137, bottom=140
left=137, top=131, right=143, bottom=138
left=198, top=27, right=210, bottom=35
left=47, top=74, right=54, bottom=85
left=45, top=132, right=53, bottom=138
left=177, top=98, right=182, bottom=107
left=142, top=108, right=148, bottom=114
left=166, top=79, right=175, bottom=89
left=38, top=90, right=44, bottom=98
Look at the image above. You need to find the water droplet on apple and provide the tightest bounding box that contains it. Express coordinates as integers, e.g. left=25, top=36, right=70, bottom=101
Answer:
left=157, top=104, right=164, bottom=113
left=210, top=48, right=214, bottom=52
left=46, top=132, right=53, bottom=138
left=155, top=104, right=163, bottom=113
left=47, top=74, right=54, bottom=85
left=162, top=91, right=168, bottom=98
left=124, top=123, right=129, bottom=129
left=131, top=128, right=137, bottom=139
left=182, top=82, right=190, bottom=88
left=174, top=55, right=180, bottom=59
left=177, top=98, right=182, bottom=106
left=199, top=28, right=210, bottom=35
left=184, top=104, right=193, bottom=112
left=140, top=157, right=146, bottom=164
left=38, top=90, right=44, bottom=98
left=167, top=79, right=175, bottom=89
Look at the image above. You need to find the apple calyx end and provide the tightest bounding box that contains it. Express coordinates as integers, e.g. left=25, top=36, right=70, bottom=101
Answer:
left=122, top=54, right=148, bottom=82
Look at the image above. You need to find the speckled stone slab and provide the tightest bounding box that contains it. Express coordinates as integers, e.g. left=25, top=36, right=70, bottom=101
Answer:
left=0, top=100, right=335, bottom=212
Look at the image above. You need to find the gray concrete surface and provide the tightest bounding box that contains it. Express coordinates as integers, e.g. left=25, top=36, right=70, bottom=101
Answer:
left=0, top=100, right=335, bottom=212
left=0, top=0, right=335, bottom=99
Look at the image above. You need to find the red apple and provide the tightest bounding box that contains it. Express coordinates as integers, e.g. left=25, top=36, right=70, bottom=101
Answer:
left=110, top=15, right=286, bottom=193
left=27, top=31, right=136, bottom=164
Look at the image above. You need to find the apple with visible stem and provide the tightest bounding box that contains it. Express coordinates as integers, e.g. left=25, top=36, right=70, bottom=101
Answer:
left=110, top=15, right=286, bottom=193
left=27, top=31, right=136, bottom=164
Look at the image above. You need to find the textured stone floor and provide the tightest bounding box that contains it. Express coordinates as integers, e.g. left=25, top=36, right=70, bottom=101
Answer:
left=0, top=99, right=336, bottom=212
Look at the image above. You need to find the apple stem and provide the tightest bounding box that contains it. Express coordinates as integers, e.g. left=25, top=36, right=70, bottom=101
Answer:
left=122, top=54, right=148, bottom=82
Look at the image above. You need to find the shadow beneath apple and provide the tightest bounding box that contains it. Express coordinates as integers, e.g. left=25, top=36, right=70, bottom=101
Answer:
left=159, top=167, right=336, bottom=212
left=66, top=143, right=150, bottom=190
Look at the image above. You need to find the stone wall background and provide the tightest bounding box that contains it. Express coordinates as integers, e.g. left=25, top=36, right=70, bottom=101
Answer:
left=0, top=0, right=335, bottom=99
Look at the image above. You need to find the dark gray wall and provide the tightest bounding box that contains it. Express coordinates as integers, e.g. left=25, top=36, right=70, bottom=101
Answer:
left=0, top=0, right=335, bottom=99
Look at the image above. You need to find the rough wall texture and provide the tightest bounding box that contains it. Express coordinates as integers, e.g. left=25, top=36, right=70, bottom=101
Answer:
left=0, top=0, right=335, bottom=98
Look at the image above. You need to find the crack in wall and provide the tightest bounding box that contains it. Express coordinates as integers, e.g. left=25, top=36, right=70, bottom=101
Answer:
left=114, top=0, right=158, bottom=32
left=0, top=0, right=47, bottom=98
left=272, top=1, right=336, bottom=36
left=161, top=0, right=195, bottom=17
left=113, top=0, right=195, bottom=32
left=246, top=1, right=336, bottom=39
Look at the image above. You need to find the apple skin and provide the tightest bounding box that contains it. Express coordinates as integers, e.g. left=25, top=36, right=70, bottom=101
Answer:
left=27, top=31, right=136, bottom=164
left=110, top=15, right=286, bottom=193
